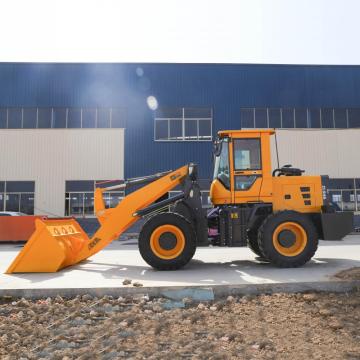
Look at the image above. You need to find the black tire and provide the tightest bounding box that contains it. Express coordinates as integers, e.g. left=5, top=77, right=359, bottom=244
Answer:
left=258, top=211, right=318, bottom=268
left=247, top=228, right=268, bottom=259
left=138, top=212, right=196, bottom=270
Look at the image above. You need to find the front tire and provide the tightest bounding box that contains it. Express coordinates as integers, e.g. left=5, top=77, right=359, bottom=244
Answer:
left=138, top=213, right=196, bottom=270
left=258, top=211, right=318, bottom=268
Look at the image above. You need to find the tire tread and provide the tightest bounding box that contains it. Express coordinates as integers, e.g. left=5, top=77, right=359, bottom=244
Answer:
left=258, top=210, right=318, bottom=268
left=138, top=212, right=196, bottom=270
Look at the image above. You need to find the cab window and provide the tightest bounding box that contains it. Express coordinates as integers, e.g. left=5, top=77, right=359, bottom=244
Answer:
left=213, top=138, right=230, bottom=189
left=235, top=175, right=258, bottom=190
left=233, top=139, right=261, bottom=170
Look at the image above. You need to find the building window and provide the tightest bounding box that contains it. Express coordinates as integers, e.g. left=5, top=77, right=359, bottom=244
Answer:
left=254, top=109, right=267, bottom=128
left=97, top=109, right=111, bottom=128
left=53, top=108, right=67, bottom=128
left=82, top=108, right=96, bottom=128
left=154, top=107, right=212, bottom=141
left=268, top=108, right=281, bottom=128
left=295, top=109, right=308, bottom=128
left=0, top=108, right=7, bottom=128
left=7, top=108, right=22, bottom=129
left=0, top=107, right=126, bottom=129
left=67, top=108, right=82, bottom=128
left=22, top=108, right=37, bottom=128
left=331, top=193, right=342, bottom=203
left=240, top=108, right=255, bottom=128
left=334, top=108, right=347, bottom=128
left=308, top=109, right=321, bottom=128
left=281, top=108, right=295, bottom=128
left=321, top=108, right=334, bottom=128
left=65, top=180, right=125, bottom=217
left=240, top=107, right=358, bottom=129
left=38, top=108, right=52, bottom=128
left=0, top=181, right=35, bottom=214
left=348, top=109, right=360, bottom=128
left=327, top=178, right=360, bottom=211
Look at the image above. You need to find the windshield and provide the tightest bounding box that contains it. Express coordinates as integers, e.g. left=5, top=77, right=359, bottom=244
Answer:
left=213, top=138, right=230, bottom=189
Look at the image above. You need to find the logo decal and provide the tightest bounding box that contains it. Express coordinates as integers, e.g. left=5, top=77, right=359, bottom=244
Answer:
left=88, top=237, right=101, bottom=250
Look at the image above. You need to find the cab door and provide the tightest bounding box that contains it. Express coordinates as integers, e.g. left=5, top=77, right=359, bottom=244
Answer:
left=231, top=136, right=263, bottom=203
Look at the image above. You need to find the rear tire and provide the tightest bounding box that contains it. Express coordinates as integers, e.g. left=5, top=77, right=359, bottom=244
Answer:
left=258, top=211, right=318, bottom=268
left=247, top=229, right=268, bottom=260
left=138, top=212, right=196, bottom=270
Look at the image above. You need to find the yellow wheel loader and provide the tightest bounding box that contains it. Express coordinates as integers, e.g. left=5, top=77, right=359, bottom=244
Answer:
left=6, top=129, right=354, bottom=273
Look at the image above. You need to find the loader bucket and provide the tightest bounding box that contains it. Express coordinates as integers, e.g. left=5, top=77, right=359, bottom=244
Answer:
left=6, top=218, right=89, bottom=273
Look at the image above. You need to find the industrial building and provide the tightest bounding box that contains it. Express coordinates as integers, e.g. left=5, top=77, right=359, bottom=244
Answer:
left=0, top=63, right=360, bottom=217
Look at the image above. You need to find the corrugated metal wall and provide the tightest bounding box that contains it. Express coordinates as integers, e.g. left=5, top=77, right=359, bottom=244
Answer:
left=0, top=129, right=124, bottom=215
left=271, top=129, right=360, bottom=178
left=1, top=63, right=360, bottom=180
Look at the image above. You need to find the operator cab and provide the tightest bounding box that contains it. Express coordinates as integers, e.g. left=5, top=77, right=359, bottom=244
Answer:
left=210, top=129, right=274, bottom=205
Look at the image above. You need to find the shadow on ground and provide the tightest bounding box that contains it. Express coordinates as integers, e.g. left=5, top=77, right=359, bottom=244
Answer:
left=6, top=257, right=360, bottom=287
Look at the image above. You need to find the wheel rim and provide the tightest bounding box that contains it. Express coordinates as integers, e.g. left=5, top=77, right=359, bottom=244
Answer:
left=150, top=225, right=185, bottom=260
left=272, top=222, right=307, bottom=257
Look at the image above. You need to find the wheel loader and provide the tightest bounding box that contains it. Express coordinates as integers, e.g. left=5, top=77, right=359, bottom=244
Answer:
left=6, top=129, right=353, bottom=273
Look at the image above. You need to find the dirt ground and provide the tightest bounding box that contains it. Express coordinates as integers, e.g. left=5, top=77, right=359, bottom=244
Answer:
left=334, top=267, right=360, bottom=281
left=0, top=285, right=360, bottom=360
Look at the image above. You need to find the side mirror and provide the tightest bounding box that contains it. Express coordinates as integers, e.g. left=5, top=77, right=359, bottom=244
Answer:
left=213, top=138, right=222, bottom=156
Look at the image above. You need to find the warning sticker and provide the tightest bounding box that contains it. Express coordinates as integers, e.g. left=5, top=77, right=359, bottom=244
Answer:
left=47, top=225, right=80, bottom=236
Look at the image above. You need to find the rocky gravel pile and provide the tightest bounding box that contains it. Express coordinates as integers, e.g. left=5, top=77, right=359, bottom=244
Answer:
left=0, top=289, right=360, bottom=360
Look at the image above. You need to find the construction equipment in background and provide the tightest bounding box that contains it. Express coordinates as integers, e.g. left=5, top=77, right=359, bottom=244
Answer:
left=6, top=129, right=354, bottom=273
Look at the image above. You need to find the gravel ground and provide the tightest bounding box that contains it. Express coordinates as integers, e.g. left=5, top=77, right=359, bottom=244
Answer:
left=334, top=267, right=360, bottom=281
left=1, top=286, right=360, bottom=360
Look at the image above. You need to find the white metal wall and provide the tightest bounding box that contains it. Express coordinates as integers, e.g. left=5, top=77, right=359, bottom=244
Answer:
left=0, top=129, right=124, bottom=216
left=1, top=128, right=359, bottom=217
left=271, top=129, right=360, bottom=178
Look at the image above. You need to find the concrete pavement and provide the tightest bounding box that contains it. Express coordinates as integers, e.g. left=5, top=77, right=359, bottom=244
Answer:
left=0, top=235, right=360, bottom=298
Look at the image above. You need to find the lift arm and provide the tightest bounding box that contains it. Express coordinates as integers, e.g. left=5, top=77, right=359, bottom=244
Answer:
left=6, top=164, right=191, bottom=273
left=76, top=165, right=190, bottom=262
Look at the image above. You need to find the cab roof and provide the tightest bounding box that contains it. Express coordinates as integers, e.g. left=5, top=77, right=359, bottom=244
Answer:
left=218, top=129, right=275, bottom=137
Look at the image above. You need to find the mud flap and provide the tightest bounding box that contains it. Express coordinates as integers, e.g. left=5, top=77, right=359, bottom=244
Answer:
left=6, top=218, right=89, bottom=273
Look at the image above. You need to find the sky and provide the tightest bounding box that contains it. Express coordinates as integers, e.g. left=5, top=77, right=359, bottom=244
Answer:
left=0, top=0, right=359, bottom=64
